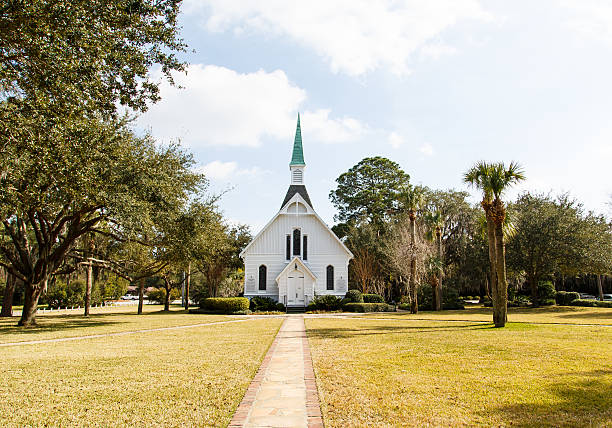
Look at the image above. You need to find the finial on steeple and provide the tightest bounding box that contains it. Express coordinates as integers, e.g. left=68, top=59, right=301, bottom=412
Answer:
left=290, top=113, right=305, bottom=166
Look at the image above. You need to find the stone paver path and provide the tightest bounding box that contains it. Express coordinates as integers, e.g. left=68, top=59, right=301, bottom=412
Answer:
left=230, top=316, right=323, bottom=428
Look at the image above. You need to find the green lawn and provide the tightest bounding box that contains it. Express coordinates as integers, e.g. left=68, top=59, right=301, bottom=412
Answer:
left=306, top=311, right=612, bottom=427
left=364, top=305, right=612, bottom=325
left=0, top=317, right=282, bottom=427
left=0, top=305, right=234, bottom=344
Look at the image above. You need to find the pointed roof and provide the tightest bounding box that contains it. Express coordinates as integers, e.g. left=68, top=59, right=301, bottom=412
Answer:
left=281, top=185, right=313, bottom=209
left=275, top=256, right=317, bottom=282
left=290, top=113, right=305, bottom=166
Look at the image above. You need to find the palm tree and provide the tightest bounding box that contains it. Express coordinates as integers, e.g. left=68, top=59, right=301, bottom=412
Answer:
left=425, top=211, right=444, bottom=311
left=400, top=186, right=424, bottom=314
left=465, top=161, right=525, bottom=327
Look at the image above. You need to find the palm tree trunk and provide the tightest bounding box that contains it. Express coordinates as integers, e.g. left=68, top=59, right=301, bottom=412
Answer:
left=494, top=218, right=508, bottom=328
left=436, top=233, right=443, bottom=311
left=485, top=212, right=498, bottom=319
left=1, top=273, right=16, bottom=317
left=409, top=214, right=418, bottom=314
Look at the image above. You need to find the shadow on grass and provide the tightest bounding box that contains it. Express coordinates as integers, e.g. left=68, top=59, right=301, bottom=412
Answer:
left=307, top=323, right=493, bottom=339
left=0, top=309, right=188, bottom=337
left=486, top=370, right=612, bottom=427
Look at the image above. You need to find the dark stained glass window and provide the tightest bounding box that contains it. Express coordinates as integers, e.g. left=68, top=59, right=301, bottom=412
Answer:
left=326, top=265, right=334, bottom=290
left=303, top=236, right=308, bottom=260
left=258, top=265, right=267, bottom=290
left=293, top=229, right=301, bottom=256
left=286, top=235, right=291, bottom=260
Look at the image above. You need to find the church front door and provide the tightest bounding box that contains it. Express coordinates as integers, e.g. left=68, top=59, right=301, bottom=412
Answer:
left=287, top=275, right=305, bottom=306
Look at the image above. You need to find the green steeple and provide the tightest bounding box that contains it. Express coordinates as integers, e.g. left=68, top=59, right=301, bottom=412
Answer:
left=290, top=113, right=305, bottom=166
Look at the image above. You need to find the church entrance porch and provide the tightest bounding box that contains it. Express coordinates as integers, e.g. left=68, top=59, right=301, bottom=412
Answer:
left=276, top=256, right=316, bottom=309
left=287, top=274, right=305, bottom=306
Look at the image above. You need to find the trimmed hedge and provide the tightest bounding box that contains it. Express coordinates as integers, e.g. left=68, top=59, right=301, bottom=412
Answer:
left=570, top=299, right=612, bottom=308
left=201, top=297, right=249, bottom=313
left=308, top=295, right=343, bottom=311
left=362, top=293, right=384, bottom=303
left=344, top=302, right=390, bottom=312
left=344, top=290, right=364, bottom=303
left=555, top=291, right=581, bottom=306
left=250, top=296, right=278, bottom=312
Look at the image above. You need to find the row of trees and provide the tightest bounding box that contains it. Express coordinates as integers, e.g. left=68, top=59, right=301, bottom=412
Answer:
left=0, top=0, right=248, bottom=326
left=330, top=157, right=612, bottom=327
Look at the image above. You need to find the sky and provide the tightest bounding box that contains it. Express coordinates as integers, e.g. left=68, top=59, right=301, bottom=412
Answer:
left=136, top=0, right=612, bottom=232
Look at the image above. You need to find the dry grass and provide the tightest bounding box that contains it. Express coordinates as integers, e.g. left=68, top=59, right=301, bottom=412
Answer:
left=363, top=305, right=612, bottom=325
left=306, top=314, right=612, bottom=427
left=0, top=306, right=234, bottom=344
left=0, top=318, right=282, bottom=427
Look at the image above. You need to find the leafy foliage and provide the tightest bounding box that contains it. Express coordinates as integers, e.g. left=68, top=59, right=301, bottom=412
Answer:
left=329, top=156, right=410, bottom=227
left=201, top=297, right=250, bottom=313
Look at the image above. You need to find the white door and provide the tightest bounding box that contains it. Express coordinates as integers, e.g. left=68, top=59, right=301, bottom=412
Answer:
left=287, top=275, right=305, bottom=305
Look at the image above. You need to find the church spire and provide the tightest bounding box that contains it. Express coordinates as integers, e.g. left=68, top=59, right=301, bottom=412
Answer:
left=290, top=113, right=305, bottom=166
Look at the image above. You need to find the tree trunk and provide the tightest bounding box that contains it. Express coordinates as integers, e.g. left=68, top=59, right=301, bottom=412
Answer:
left=1, top=273, right=16, bottom=317
left=84, top=261, right=93, bottom=316
left=485, top=212, right=498, bottom=321
left=138, top=277, right=145, bottom=315
left=163, top=279, right=171, bottom=312
left=494, top=220, right=508, bottom=328
left=18, top=280, right=45, bottom=327
left=528, top=271, right=538, bottom=307
left=408, top=213, right=418, bottom=314
left=185, top=262, right=191, bottom=311
left=436, top=233, right=443, bottom=311
left=597, top=274, right=604, bottom=301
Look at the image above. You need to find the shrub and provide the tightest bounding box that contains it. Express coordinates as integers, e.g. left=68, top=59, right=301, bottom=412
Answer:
left=362, top=293, right=384, bottom=303
left=418, top=286, right=464, bottom=310
left=276, top=302, right=286, bottom=312
left=344, top=289, right=363, bottom=303
left=508, top=295, right=531, bottom=307
left=344, top=303, right=390, bottom=312
left=540, top=298, right=556, bottom=306
left=250, top=296, right=278, bottom=312
left=537, top=281, right=556, bottom=301
left=45, top=279, right=85, bottom=309
left=201, top=297, right=250, bottom=313
left=556, top=291, right=581, bottom=306
left=570, top=299, right=612, bottom=308
left=147, top=287, right=180, bottom=304
left=311, top=295, right=343, bottom=311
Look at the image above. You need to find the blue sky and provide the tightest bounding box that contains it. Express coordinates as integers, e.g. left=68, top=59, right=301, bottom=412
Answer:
left=136, top=0, right=612, bottom=231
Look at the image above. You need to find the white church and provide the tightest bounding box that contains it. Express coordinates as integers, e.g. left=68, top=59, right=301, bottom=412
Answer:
left=240, top=115, right=353, bottom=309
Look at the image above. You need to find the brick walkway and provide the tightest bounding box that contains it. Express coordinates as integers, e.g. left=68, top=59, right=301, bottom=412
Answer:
left=229, top=316, right=323, bottom=428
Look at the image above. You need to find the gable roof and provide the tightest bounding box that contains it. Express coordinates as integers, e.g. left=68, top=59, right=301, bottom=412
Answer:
left=275, top=256, right=317, bottom=282
left=281, top=185, right=313, bottom=209
left=240, top=192, right=354, bottom=259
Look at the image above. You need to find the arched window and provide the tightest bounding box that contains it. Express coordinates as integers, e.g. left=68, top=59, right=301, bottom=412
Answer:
left=326, top=265, right=334, bottom=290
left=286, top=235, right=291, bottom=260
left=293, top=229, right=301, bottom=256
left=303, top=236, right=308, bottom=260
left=258, top=265, right=267, bottom=290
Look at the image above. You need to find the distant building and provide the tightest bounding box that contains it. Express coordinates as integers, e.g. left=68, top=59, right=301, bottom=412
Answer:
left=240, top=115, right=353, bottom=308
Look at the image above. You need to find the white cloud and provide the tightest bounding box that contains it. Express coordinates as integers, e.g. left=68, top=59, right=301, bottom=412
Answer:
left=197, top=160, right=270, bottom=181
left=419, top=143, right=435, bottom=156
left=560, top=0, right=612, bottom=44
left=137, top=64, right=365, bottom=147
left=388, top=132, right=405, bottom=149
left=185, top=0, right=491, bottom=76
left=302, top=110, right=366, bottom=143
